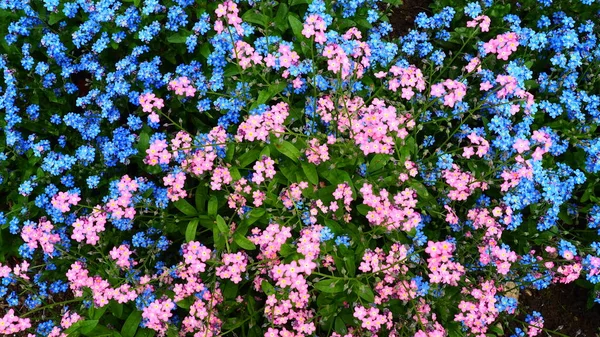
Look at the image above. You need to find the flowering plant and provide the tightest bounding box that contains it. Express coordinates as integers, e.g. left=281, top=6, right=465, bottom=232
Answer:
left=1, top=0, right=600, bottom=336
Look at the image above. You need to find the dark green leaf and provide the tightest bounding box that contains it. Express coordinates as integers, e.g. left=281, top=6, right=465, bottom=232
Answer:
left=313, top=279, right=344, bottom=293
left=352, top=281, right=374, bottom=303
left=186, top=219, right=199, bottom=242
left=216, top=215, right=229, bottom=233
left=173, top=199, right=197, bottom=216
left=121, top=311, right=142, bottom=337
left=167, top=33, right=188, bottom=44
left=208, top=196, right=218, bottom=216
left=276, top=141, right=301, bottom=163
left=301, top=162, right=318, bottom=185
left=233, top=232, right=256, bottom=250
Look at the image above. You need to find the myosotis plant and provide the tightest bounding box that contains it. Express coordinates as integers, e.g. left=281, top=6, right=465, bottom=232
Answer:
left=1, top=0, right=600, bottom=336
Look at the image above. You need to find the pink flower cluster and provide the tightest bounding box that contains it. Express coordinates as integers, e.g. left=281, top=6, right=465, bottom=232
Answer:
left=47, top=311, right=83, bottom=337
left=232, top=41, right=263, bottom=69
left=139, top=93, right=165, bottom=113
left=495, top=74, right=518, bottom=98
left=264, top=44, right=301, bottom=81
left=210, top=166, right=232, bottom=190
left=142, top=298, right=175, bottom=336
left=66, top=261, right=138, bottom=307
left=487, top=245, right=519, bottom=275
left=302, top=14, right=327, bottom=43
left=145, top=131, right=193, bottom=166
left=382, top=64, right=426, bottom=99
left=216, top=252, right=248, bottom=283
left=51, top=191, right=80, bottom=213
left=484, top=32, right=519, bottom=60
left=359, top=244, right=422, bottom=304
left=110, top=244, right=135, bottom=269
left=280, top=181, right=309, bottom=209
left=425, top=241, right=465, bottom=285
left=351, top=98, right=413, bottom=155
left=525, top=313, right=544, bottom=337
left=413, top=300, right=447, bottom=337
left=332, top=182, right=353, bottom=210
left=145, top=139, right=172, bottom=166
left=322, top=35, right=370, bottom=79
left=235, top=102, right=289, bottom=142
left=555, top=261, right=582, bottom=283
left=467, top=207, right=511, bottom=240
left=305, top=138, right=330, bottom=165
left=252, top=156, right=276, bottom=184
left=20, top=217, right=60, bottom=255
left=360, top=183, right=421, bottom=231
left=180, top=290, right=223, bottom=337
left=214, top=1, right=243, bottom=35
left=464, top=57, right=482, bottom=73
left=168, top=76, right=196, bottom=97
left=178, top=241, right=212, bottom=280
left=226, top=177, right=250, bottom=211
left=467, top=15, right=491, bottom=32
left=2, top=260, right=30, bottom=280
left=442, top=164, right=488, bottom=201
left=253, top=226, right=321, bottom=337
left=71, top=207, right=107, bottom=245
left=249, top=223, right=293, bottom=259
left=353, top=305, right=392, bottom=333
left=398, top=160, right=419, bottom=183
left=0, top=310, right=31, bottom=335
left=105, top=175, right=139, bottom=220
left=463, top=132, right=490, bottom=158
left=431, top=79, right=467, bottom=108
left=183, top=126, right=226, bottom=176
left=163, top=171, right=187, bottom=201
left=454, top=280, right=498, bottom=336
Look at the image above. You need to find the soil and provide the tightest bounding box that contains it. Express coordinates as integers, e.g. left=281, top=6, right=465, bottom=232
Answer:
left=388, top=0, right=433, bottom=37
left=518, top=283, right=600, bottom=336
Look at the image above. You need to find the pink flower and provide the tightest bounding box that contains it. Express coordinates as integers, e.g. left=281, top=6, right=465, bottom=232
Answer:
left=512, top=138, right=530, bottom=154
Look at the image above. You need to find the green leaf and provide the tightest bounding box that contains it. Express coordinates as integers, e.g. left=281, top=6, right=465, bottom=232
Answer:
left=81, top=320, right=100, bottom=335
left=276, top=141, right=301, bottom=163
left=261, top=280, right=275, bottom=295
left=301, top=162, right=318, bottom=185
left=186, top=219, right=199, bottom=242
left=173, top=199, right=197, bottom=216
left=216, top=215, right=229, bottom=234
left=369, top=154, right=390, bottom=173
left=89, top=305, right=108, bottom=320
left=48, top=12, right=65, bottom=25
left=238, top=149, right=260, bottom=168
left=167, top=33, right=188, bottom=44
left=335, top=317, right=347, bottom=334
left=288, top=14, right=304, bottom=40
left=134, top=329, right=156, bottom=337
left=233, top=232, right=256, bottom=250
left=250, top=82, right=287, bottom=111
left=242, top=11, right=268, bottom=27
left=195, top=184, right=207, bottom=212
left=121, top=311, right=142, bottom=337
left=137, top=131, right=150, bottom=153
left=313, top=279, right=344, bottom=293
left=110, top=301, right=124, bottom=319
left=274, top=4, right=289, bottom=31
left=199, top=43, right=211, bottom=59
left=208, top=196, right=218, bottom=216
left=289, top=0, right=308, bottom=5
left=352, top=281, right=375, bottom=303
